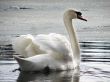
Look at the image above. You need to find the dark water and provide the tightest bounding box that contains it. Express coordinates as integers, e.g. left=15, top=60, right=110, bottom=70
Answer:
left=0, top=41, right=110, bottom=82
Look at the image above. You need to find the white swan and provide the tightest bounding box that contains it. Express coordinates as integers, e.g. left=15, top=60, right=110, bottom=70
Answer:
left=13, top=9, right=87, bottom=71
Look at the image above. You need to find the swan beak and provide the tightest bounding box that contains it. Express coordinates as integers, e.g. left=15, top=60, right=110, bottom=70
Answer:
left=78, top=16, right=87, bottom=21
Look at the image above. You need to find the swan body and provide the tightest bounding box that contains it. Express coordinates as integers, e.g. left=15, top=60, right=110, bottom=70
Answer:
left=14, top=53, right=74, bottom=71
left=13, top=9, right=87, bottom=71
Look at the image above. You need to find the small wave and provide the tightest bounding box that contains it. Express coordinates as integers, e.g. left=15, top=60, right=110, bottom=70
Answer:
left=80, top=41, right=110, bottom=62
left=4, top=6, right=33, bottom=11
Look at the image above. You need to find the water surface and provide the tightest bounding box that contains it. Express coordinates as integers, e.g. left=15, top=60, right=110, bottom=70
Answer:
left=0, top=0, right=110, bottom=82
left=0, top=41, right=110, bottom=82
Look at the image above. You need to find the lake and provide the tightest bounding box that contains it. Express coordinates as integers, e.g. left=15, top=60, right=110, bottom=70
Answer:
left=0, top=0, right=110, bottom=82
left=0, top=41, right=110, bottom=82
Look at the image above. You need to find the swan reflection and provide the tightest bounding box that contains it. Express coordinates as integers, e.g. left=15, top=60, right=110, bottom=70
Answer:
left=17, top=69, right=80, bottom=82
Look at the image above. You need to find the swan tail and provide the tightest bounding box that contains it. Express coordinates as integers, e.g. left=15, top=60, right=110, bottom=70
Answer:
left=12, top=34, right=34, bottom=57
left=14, top=55, right=34, bottom=71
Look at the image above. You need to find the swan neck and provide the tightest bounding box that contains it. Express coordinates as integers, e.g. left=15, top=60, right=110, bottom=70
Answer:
left=64, top=16, right=80, bottom=64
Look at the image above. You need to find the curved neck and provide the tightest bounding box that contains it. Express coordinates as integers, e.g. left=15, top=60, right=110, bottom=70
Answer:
left=63, top=16, right=80, bottom=64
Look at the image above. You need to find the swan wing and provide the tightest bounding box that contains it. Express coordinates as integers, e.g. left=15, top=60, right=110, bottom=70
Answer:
left=12, top=34, right=34, bottom=57
left=12, top=33, right=72, bottom=58
left=12, top=34, right=46, bottom=57
left=34, top=33, right=72, bottom=59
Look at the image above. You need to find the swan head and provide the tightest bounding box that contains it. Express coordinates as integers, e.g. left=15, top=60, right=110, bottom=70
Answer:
left=64, top=9, right=87, bottom=21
